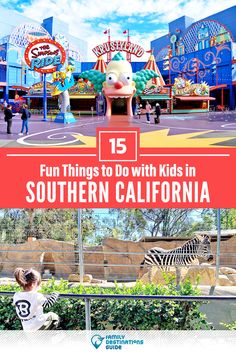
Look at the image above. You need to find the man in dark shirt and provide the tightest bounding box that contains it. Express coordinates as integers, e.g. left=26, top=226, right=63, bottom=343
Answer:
left=155, top=103, right=161, bottom=124
left=4, top=104, right=15, bottom=134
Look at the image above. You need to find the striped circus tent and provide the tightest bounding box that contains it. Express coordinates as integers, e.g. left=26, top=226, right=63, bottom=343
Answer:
left=93, top=55, right=107, bottom=73
left=143, top=52, right=165, bottom=86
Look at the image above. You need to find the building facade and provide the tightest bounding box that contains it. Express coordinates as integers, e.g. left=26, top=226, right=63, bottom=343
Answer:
left=0, top=7, right=87, bottom=102
left=1, top=6, right=236, bottom=111
left=151, top=6, right=236, bottom=109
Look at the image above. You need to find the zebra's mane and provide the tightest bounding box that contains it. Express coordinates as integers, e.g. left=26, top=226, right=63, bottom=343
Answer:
left=194, top=234, right=205, bottom=242
left=149, top=235, right=208, bottom=253
left=181, top=235, right=202, bottom=247
left=189, top=235, right=202, bottom=242
left=172, top=235, right=202, bottom=252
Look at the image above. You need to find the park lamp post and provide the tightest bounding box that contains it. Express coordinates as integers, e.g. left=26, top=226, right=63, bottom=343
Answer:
left=43, top=73, right=47, bottom=121
left=215, top=209, right=221, bottom=285
left=103, top=29, right=111, bottom=63
left=123, top=29, right=131, bottom=62
left=77, top=209, right=84, bottom=283
left=163, top=47, right=173, bottom=113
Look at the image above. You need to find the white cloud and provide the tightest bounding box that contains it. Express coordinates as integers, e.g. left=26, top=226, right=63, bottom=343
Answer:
left=10, top=0, right=236, bottom=61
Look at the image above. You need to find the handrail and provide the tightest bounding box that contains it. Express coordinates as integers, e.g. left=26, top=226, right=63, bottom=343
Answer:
left=0, top=260, right=235, bottom=268
left=1, top=291, right=235, bottom=330
left=0, top=249, right=236, bottom=256
left=1, top=291, right=236, bottom=301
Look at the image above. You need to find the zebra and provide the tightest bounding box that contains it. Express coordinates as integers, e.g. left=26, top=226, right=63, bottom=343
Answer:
left=139, top=235, right=213, bottom=279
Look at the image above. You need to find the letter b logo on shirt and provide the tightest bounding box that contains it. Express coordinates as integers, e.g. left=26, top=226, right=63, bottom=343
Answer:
left=15, top=300, right=31, bottom=318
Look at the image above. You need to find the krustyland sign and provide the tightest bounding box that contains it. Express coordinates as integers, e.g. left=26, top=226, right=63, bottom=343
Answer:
left=24, top=38, right=66, bottom=74
left=92, top=41, right=145, bottom=58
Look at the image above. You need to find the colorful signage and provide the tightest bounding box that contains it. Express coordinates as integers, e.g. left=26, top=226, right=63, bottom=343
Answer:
left=92, top=41, right=145, bottom=58
left=142, top=86, right=169, bottom=95
left=27, top=82, right=53, bottom=96
left=69, top=78, right=96, bottom=96
left=173, top=77, right=209, bottom=96
left=24, top=39, right=66, bottom=74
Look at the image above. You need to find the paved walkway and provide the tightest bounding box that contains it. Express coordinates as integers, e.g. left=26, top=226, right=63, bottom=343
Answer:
left=1, top=111, right=236, bottom=147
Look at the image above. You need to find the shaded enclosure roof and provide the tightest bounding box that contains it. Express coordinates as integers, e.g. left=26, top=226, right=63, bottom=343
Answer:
left=139, top=230, right=236, bottom=242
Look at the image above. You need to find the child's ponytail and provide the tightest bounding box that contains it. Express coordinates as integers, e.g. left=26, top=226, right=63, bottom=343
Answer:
left=14, top=267, right=27, bottom=287
left=14, top=268, right=41, bottom=289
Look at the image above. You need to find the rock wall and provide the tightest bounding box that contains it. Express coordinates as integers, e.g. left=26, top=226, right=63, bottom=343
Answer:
left=1, top=235, right=235, bottom=282
left=0, top=239, right=76, bottom=277
left=102, top=237, right=189, bottom=280
left=101, top=236, right=236, bottom=281
left=140, top=265, right=236, bottom=286
left=84, top=245, right=104, bottom=278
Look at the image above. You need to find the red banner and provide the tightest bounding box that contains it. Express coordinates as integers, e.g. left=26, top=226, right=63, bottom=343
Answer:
left=0, top=128, right=235, bottom=208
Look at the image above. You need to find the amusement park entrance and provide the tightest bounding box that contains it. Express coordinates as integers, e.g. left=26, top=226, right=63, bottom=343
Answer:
left=111, top=97, right=127, bottom=115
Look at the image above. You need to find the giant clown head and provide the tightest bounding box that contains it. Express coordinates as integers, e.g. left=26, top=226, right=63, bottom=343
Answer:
left=102, top=52, right=136, bottom=116
left=80, top=52, right=158, bottom=117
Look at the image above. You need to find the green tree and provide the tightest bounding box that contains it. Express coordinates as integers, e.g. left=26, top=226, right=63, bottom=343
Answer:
left=0, top=209, right=28, bottom=243
left=200, top=209, right=236, bottom=231
left=98, top=209, right=146, bottom=241
left=99, top=209, right=219, bottom=239
left=184, top=210, right=215, bottom=235
left=219, top=209, right=236, bottom=229
left=106, top=209, right=196, bottom=237
left=0, top=209, right=97, bottom=244
left=139, top=209, right=194, bottom=237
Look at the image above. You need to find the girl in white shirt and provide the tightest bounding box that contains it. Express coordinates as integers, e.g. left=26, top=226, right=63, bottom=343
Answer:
left=13, top=268, right=59, bottom=331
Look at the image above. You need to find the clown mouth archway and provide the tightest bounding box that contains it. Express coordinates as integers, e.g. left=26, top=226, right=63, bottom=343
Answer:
left=111, top=97, right=127, bottom=115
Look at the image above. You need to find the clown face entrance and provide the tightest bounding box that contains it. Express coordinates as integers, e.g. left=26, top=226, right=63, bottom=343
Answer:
left=111, top=97, right=127, bottom=115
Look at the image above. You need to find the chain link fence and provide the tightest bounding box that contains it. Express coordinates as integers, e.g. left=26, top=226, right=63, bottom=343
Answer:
left=0, top=209, right=236, bottom=282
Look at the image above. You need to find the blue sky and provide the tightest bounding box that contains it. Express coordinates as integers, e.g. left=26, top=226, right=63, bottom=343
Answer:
left=1, top=0, right=236, bottom=61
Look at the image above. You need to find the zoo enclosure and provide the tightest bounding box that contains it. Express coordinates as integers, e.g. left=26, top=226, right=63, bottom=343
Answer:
left=0, top=209, right=236, bottom=281
left=0, top=241, right=235, bottom=282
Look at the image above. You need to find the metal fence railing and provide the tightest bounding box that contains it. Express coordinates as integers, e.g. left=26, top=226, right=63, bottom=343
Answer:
left=207, top=110, right=236, bottom=121
left=0, top=291, right=236, bottom=330
left=0, top=248, right=235, bottom=281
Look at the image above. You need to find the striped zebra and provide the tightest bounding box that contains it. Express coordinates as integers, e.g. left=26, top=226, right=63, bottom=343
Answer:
left=139, top=235, right=213, bottom=274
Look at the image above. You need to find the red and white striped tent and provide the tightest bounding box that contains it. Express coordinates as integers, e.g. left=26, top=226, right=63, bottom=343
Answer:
left=93, top=56, right=107, bottom=73
left=143, top=52, right=165, bottom=86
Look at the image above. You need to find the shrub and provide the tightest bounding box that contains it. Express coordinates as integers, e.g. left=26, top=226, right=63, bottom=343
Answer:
left=0, top=276, right=211, bottom=330
left=220, top=322, right=236, bottom=330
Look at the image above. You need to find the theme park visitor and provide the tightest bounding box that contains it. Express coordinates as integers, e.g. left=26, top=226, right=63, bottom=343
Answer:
left=136, top=104, right=142, bottom=119
left=13, top=268, right=60, bottom=331
left=19, top=104, right=31, bottom=135
left=145, top=101, right=152, bottom=123
left=155, top=103, right=161, bottom=124
left=4, top=104, right=15, bottom=134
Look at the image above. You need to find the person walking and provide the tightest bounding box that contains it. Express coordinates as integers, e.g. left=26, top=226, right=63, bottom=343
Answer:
left=145, top=101, right=152, bottom=124
left=137, top=104, right=142, bottom=119
left=4, top=104, right=15, bottom=134
left=154, top=103, right=161, bottom=124
left=19, top=104, right=31, bottom=135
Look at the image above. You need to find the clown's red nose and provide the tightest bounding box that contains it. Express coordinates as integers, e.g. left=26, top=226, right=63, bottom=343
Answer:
left=114, top=81, right=124, bottom=89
